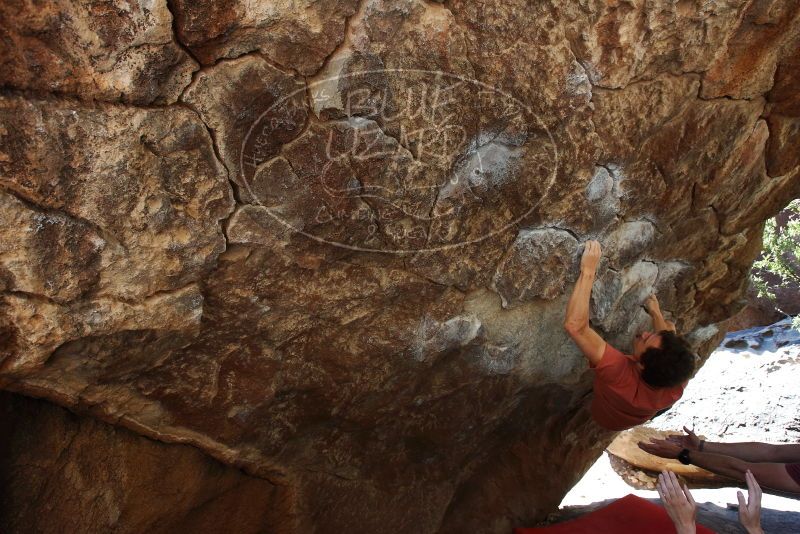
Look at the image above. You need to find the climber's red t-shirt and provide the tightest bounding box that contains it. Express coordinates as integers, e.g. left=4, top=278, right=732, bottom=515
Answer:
left=590, top=343, right=685, bottom=431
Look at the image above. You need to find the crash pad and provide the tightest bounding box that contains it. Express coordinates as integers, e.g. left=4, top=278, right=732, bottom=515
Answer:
left=513, top=494, right=716, bottom=533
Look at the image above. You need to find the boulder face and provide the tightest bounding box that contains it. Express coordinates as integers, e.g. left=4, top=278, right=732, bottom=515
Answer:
left=0, top=391, right=288, bottom=534
left=1, top=0, right=799, bottom=532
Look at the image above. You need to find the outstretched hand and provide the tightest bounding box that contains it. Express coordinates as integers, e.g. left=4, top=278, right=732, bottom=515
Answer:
left=737, top=470, right=763, bottom=534
left=638, top=437, right=683, bottom=459
left=644, top=294, right=661, bottom=315
left=666, top=426, right=703, bottom=451
left=581, top=240, right=601, bottom=274
left=657, top=470, right=697, bottom=534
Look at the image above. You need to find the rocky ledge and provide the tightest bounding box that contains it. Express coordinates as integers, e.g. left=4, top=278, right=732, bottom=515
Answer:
left=1, top=0, right=799, bottom=532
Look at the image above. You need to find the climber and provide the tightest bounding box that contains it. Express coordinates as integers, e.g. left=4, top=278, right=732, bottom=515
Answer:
left=563, top=240, right=696, bottom=431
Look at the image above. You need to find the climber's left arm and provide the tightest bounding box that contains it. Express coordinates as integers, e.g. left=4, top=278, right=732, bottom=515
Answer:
left=645, top=294, right=677, bottom=333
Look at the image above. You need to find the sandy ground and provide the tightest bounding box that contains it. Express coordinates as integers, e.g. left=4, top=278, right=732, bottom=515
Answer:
left=561, top=319, right=800, bottom=514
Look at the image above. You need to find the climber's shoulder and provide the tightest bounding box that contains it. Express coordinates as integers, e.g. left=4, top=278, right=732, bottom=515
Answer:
left=565, top=323, right=607, bottom=367
left=592, top=342, right=635, bottom=380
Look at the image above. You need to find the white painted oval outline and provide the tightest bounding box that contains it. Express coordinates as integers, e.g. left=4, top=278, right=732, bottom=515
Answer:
left=239, top=68, right=559, bottom=254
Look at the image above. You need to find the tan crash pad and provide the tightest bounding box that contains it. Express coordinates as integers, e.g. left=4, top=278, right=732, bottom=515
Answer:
left=607, top=427, right=729, bottom=486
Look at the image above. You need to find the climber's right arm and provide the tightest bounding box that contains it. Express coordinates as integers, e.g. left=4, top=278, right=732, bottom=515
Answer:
left=564, top=240, right=606, bottom=366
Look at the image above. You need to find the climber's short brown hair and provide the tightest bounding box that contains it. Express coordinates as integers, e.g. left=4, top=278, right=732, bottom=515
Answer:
left=640, top=330, right=696, bottom=388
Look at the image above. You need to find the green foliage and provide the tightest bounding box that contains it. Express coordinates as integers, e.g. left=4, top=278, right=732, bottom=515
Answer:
left=752, top=199, right=800, bottom=330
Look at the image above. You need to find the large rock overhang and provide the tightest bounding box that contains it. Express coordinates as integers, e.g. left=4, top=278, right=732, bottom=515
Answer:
left=1, top=0, right=799, bottom=531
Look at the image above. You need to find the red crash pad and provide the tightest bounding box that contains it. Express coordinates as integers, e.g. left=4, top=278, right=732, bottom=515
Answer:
left=513, top=494, right=715, bottom=534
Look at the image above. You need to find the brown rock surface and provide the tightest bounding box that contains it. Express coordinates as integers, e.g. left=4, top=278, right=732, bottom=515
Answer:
left=0, top=0, right=799, bottom=532
left=168, top=0, right=360, bottom=74
left=0, top=391, right=289, bottom=534
left=0, top=0, right=197, bottom=104
left=0, top=94, right=233, bottom=373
